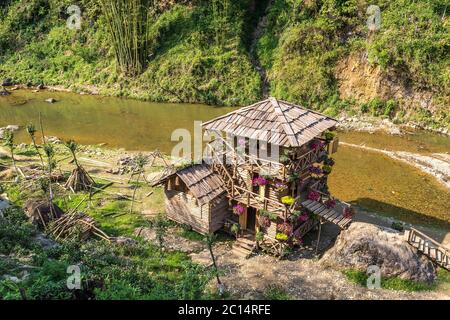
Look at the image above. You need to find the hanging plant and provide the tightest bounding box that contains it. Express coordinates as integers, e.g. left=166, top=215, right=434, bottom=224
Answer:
left=310, top=140, right=324, bottom=151
left=233, top=204, right=245, bottom=216
left=323, top=130, right=336, bottom=142
left=252, top=176, right=268, bottom=186
left=308, top=191, right=321, bottom=202
left=281, top=196, right=295, bottom=206
left=324, top=199, right=336, bottom=208
left=309, top=164, right=323, bottom=179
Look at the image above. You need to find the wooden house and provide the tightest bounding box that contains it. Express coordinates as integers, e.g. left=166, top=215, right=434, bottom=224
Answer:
left=155, top=97, right=353, bottom=257
left=153, top=163, right=230, bottom=234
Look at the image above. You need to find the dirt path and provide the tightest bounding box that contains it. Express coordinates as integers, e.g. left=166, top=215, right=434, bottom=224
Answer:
left=190, top=237, right=449, bottom=300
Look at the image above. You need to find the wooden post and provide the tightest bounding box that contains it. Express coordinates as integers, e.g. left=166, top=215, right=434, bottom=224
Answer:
left=315, top=222, right=322, bottom=255
left=239, top=205, right=248, bottom=231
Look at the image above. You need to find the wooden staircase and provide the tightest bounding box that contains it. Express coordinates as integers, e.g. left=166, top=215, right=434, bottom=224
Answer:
left=405, top=228, right=450, bottom=270
left=232, top=234, right=256, bottom=258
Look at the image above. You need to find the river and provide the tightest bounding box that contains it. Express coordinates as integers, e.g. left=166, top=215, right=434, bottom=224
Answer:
left=1, top=90, right=449, bottom=229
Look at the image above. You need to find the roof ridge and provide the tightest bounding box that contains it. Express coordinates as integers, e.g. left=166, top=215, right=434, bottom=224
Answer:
left=277, top=99, right=338, bottom=121
left=269, top=97, right=300, bottom=147
left=202, top=98, right=271, bottom=127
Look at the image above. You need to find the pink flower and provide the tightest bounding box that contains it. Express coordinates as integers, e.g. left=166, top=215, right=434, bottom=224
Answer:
left=252, top=176, right=268, bottom=186
left=308, top=191, right=321, bottom=202
left=325, top=199, right=336, bottom=208
left=299, top=214, right=309, bottom=222
left=233, top=204, right=245, bottom=216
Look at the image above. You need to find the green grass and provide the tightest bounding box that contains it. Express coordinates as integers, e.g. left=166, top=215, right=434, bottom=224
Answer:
left=343, top=269, right=435, bottom=292
left=263, top=285, right=291, bottom=300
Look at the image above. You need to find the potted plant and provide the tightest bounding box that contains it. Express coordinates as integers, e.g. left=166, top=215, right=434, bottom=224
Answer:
left=281, top=196, right=295, bottom=206
left=230, top=223, right=240, bottom=239
left=277, top=222, right=293, bottom=236
left=274, top=181, right=288, bottom=192
left=259, top=209, right=277, bottom=228
left=323, top=130, right=336, bottom=142
left=275, top=233, right=289, bottom=242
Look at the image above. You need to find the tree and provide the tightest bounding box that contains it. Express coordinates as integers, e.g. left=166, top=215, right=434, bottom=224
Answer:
left=26, top=123, right=44, bottom=169
left=43, top=143, right=56, bottom=201
left=2, top=130, right=18, bottom=175
left=204, top=233, right=224, bottom=296
left=152, top=213, right=169, bottom=259
left=129, top=153, right=149, bottom=214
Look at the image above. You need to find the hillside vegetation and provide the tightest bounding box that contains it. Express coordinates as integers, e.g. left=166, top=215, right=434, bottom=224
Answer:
left=0, top=0, right=448, bottom=128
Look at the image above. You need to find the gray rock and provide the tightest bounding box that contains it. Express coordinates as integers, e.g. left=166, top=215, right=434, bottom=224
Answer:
left=321, top=222, right=436, bottom=283
left=6, top=125, right=19, bottom=131
left=45, top=98, right=57, bottom=103
left=2, top=78, right=13, bottom=86
left=0, top=87, right=10, bottom=96
left=33, top=233, right=59, bottom=250
left=110, top=236, right=138, bottom=246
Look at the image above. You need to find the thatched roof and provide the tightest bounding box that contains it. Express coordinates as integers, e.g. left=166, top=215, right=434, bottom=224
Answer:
left=203, top=97, right=337, bottom=147
left=153, top=163, right=226, bottom=205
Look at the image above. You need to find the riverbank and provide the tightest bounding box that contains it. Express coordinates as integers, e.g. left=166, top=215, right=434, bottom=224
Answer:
left=2, top=85, right=449, bottom=137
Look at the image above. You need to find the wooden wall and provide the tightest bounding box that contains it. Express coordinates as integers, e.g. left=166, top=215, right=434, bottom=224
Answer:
left=209, top=195, right=231, bottom=232
left=165, top=189, right=211, bottom=235
left=164, top=178, right=231, bottom=235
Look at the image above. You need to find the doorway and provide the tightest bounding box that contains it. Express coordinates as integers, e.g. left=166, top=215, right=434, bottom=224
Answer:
left=246, top=207, right=257, bottom=232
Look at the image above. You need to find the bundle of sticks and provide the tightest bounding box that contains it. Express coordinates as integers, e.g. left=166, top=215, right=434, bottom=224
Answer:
left=46, top=211, right=110, bottom=242
left=64, top=166, right=95, bottom=192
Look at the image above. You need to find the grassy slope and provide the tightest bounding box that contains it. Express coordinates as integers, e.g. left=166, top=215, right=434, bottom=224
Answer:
left=0, top=0, right=448, bottom=127
left=257, top=0, right=449, bottom=127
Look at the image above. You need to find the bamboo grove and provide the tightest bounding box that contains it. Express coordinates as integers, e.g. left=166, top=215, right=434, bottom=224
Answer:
left=99, top=0, right=154, bottom=76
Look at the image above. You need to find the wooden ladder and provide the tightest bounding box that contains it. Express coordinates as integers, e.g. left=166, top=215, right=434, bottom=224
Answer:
left=405, top=228, right=450, bottom=270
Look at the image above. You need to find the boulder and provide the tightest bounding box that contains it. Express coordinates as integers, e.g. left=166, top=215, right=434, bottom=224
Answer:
left=321, top=222, right=436, bottom=283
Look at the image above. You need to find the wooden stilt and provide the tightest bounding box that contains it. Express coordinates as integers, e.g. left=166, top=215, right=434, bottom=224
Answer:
left=315, top=222, right=322, bottom=255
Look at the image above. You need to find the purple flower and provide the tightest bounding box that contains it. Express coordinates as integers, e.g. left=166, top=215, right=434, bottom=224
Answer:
left=298, top=214, right=309, bottom=222
left=308, top=191, right=321, bottom=202
left=252, top=176, right=268, bottom=186
left=233, top=204, right=245, bottom=216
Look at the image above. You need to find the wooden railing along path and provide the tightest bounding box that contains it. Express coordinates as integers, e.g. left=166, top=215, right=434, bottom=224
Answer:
left=405, top=228, right=449, bottom=270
